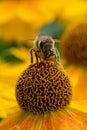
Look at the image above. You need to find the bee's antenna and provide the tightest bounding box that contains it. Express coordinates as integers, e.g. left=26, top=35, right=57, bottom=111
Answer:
left=54, top=39, right=61, bottom=43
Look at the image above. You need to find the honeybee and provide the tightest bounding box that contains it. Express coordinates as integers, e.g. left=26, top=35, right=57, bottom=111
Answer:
left=30, top=34, right=61, bottom=65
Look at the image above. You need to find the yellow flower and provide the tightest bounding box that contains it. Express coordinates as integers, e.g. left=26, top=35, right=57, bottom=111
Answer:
left=0, top=47, right=30, bottom=118
left=61, top=21, right=87, bottom=103
left=0, top=1, right=17, bottom=24
left=0, top=0, right=87, bottom=41
left=0, top=0, right=86, bottom=25
left=0, top=0, right=60, bottom=26
left=62, top=21, right=87, bottom=65
left=0, top=61, right=27, bottom=118
left=66, top=66, right=87, bottom=102
left=0, top=32, right=87, bottom=129
left=0, top=0, right=61, bottom=42
left=0, top=60, right=87, bottom=130
left=0, top=18, right=37, bottom=42
left=60, top=1, right=87, bottom=22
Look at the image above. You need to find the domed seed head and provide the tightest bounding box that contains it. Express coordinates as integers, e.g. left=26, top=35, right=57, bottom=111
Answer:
left=16, top=61, right=72, bottom=114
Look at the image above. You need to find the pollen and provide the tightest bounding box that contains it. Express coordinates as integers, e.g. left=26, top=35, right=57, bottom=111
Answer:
left=15, top=61, right=72, bottom=114
left=62, top=22, right=87, bottom=65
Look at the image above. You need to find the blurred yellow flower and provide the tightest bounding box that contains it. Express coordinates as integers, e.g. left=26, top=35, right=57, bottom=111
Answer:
left=66, top=66, right=87, bottom=102
left=0, top=0, right=87, bottom=24
left=17, top=0, right=60, bottom=27
left=0, top=0, right=60, bottom=41
left=0, top=0, right=87, bottom=41
left=0, top=47, right=30, bottom=118
left=60, top=1, right=87, bottom=22
left=0, top=18, right=37, bottom=42
left=61, top=21, right=87, bottom=104
left=0, top=1, right=17, bottom=24
left=0, top=62, right=26, bottom=118
left=0, top=0, right=59, bottom=25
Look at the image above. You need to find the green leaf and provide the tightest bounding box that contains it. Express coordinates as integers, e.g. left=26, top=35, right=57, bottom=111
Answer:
left=22, top=42, right=32, bottom=49
left=39, top=20, right=65, bottom=39
left=0, top=49, right=24, bottom=63
left=0, top=40, right=26, bottom=63
left=0, top=40, right=19, bottom=52
left=0, top=39, right=33, bottom=63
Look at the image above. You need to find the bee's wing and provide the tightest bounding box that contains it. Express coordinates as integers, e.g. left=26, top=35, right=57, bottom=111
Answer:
left=24, top=38, right=61, bottom=43
left=54, top=39, right=61, bottom=43
left=24, top=38, right=36, bottom=42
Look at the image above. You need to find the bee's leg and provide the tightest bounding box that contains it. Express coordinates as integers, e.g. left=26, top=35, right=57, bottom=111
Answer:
left=36, top=50, right=41, bottom=62
left=39, top=56, right=42, bottom=61
left=35, top=51, right=39, bottom=63
left=54, top=54, right=59, bottom=65
left=47, top=50, right=60, bottom=66
left=55, top=49, right=61, bottom=66
left=38, top=55, right=41, bottom=62
left=55, top=49, right=60, bottom=61
left=30, top=49, right=41, bottom=64
left=30, top=49, right=34, bottom=64
left=48, top=52, right=58, bottom=65
left=51, top=53, right=60, bottom=66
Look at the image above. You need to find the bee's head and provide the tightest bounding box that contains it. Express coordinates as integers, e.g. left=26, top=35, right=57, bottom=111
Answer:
left=34, top=34, right=54, bottom=53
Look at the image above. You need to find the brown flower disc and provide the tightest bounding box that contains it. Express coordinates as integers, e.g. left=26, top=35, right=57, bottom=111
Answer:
left=62, top=22, right=87, bottom=65
left=16, top=61, right=72, bottom=114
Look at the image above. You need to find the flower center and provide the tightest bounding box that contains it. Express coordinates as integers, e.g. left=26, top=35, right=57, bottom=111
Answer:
left=16, top=61, right=72, bottom=114
left=62, top=22, right=87, bottom=65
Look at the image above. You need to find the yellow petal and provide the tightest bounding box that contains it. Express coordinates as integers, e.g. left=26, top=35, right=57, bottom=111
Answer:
left=10, top=47, right=30, bottom=62
left=0, top=110, right=25, bottom=130
left=61, top=1, right=87, bottom=21
left=0, top=111, right=42, bottom=130
left=74, top=69, right=87, bottom=101
left=40, top=113, right=54, bottom=130
left=17, top=0, right=62, bottom=28
left=70, top=101, right=87, bottom=113
left=82, top=121, right=87, bottom=130
left=66, top=65, right=87, bottom=102
left=51, top=111, right=67, bottom=130
left=0, top=18, right=36, bottom=42
left=0, top=1, right=17, bottom=24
